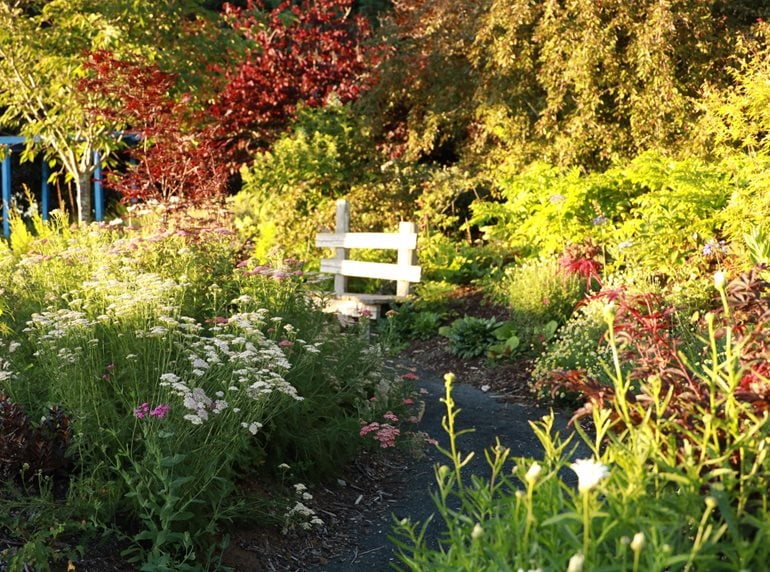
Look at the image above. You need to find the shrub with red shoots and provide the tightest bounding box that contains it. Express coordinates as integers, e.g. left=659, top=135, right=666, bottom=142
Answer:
left=212, top=0, right=377, bottom=163
left=542, top=267, right=770, bottom=460
left=80, top=50, right=228, bottom=206
left=559, top=240, right=603, bottom=288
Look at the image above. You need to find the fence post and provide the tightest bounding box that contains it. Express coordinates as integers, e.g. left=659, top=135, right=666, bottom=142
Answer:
left=1, top=152, right=10, bottom=237
left=93, top=150, right=103, bottom=222
left=397, top=221, right=417, bottom=297
left=334, top=199, right=350, bottom=295
left=41, top=160, right=50, bottom=221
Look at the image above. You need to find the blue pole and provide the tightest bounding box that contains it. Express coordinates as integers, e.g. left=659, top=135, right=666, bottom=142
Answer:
left=93, top=150, right=103, bottom=222
left=41, top=160, right=50, bottom=221
left=2, top=152, right=10, bottom=237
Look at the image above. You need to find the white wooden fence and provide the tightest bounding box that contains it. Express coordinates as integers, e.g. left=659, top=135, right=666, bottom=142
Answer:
left=315, top=199, right=421, bottom=317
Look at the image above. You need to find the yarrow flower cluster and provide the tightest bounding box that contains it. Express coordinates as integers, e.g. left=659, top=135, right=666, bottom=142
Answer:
left=360, top=412, right=401, bottom=448
left=157, top=310, right=305, bottom=431
left=282, top=482, right=324, bottom=534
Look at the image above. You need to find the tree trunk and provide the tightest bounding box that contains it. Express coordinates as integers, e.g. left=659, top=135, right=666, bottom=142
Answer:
left=75, top=170, right=92, bottom=223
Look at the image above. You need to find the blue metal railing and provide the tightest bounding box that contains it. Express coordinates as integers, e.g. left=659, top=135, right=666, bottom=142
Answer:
left=0, top=136, right=105, bottom=236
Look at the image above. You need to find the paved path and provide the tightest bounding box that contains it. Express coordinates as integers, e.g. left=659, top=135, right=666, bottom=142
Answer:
left=313, top=368, right=587, bottom=571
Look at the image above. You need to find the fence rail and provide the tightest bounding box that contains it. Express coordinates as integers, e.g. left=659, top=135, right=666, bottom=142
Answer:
left=315, top=199, right=421, bottom=317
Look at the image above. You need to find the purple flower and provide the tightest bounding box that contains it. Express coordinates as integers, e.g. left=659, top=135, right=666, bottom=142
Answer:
left=134, top=402, right=150, bottom=419
left=592, top=215, right=608, bottom=226
left=150, top=403, right=170, bottom=419
left=702, top=239, right=727, bottom=257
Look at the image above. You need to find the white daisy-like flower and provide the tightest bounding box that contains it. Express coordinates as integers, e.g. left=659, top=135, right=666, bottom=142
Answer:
left=570, top=458, right=610, bottom=493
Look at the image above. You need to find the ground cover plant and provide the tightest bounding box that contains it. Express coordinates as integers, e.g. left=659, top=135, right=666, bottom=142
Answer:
left=0, top=212, right=409, bottom=570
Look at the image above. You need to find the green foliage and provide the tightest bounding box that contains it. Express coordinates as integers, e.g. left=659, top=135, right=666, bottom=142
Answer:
left=485, top=320, right=522, bottom=361
left=474, top=152, right=732, bottom=280
left=0, top=217, right=399, bottom=568
left=364, top=0, right=765, bottom=170
left=492, top=257, right=585, bottom=351
left=695, top=25, right=770, bottom=158
left=231, top=104, right=372, bottom=263
left=471, top=161, right=637, bottom=259
left=439, top=315, right=504, bottom=359
left=379, top=302, right=446, bottom=345
left=394, top=295, right=770, bottom=570
left=612, top=154, right=730, bottom=278
left=717, top=153, right=770, bottom=248
left=532, top=299, right=612, bottom=402
left=743, top=225, right=770, bottom=266
left=0, top=0, right=224, bottom=222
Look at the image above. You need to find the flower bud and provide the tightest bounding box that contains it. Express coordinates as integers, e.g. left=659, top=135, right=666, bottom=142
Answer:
left=524, top=462, right=542, bottom=485
left=714, top=270, right=726, bottom=290
left=567, top=552, right=584, bottom=572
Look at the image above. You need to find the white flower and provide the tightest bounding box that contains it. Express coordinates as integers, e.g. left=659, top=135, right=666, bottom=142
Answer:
left=471, top=523, right=484, bottom=540
left=630, top=531, right=645, bottom=553
left=241, top=421, right=263, bottom=435
left=570, top=458, right=610, bottom=493
left=566, top=553, right=584, bottom=572
left=183, top=414, right=204, bottom=425
left=524, top=461, right=542, bottom=485
left=714, top=270, right=727, bottom=289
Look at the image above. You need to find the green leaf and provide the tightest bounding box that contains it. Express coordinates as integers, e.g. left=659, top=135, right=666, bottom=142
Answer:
left=160, top=453, right=187, bottom=467
left=541, top=511, right=581, bottom=527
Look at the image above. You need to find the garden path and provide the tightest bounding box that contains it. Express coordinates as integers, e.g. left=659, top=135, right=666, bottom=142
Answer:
left=310, top=364, right=585, bottom=572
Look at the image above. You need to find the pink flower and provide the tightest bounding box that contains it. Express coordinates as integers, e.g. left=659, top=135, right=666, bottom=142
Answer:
left=150, top=404, right=170, bottom=419
left=360, top=421, right=400, bottom=448
left=402, top=372, right=419, bottom=381
left=383, top=411, right=399, bottom=422
left=134, top=402, right=150, bottom=419
left=374, top=424, right=400, bottom=448
left=402, top=398, right=415, bottom=405
left=360, top=422, right=380, bottom=437
left=278, top=340, right=294, bottom=347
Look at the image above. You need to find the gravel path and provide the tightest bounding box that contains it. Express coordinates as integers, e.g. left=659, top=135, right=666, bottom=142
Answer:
left=312, top=367, right=588, bottom=572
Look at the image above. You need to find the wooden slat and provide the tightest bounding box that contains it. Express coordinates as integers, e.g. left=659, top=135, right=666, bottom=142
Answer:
left=316, top=232, right=417, bottom=250
left=320, top=259, right=422, bottom=283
